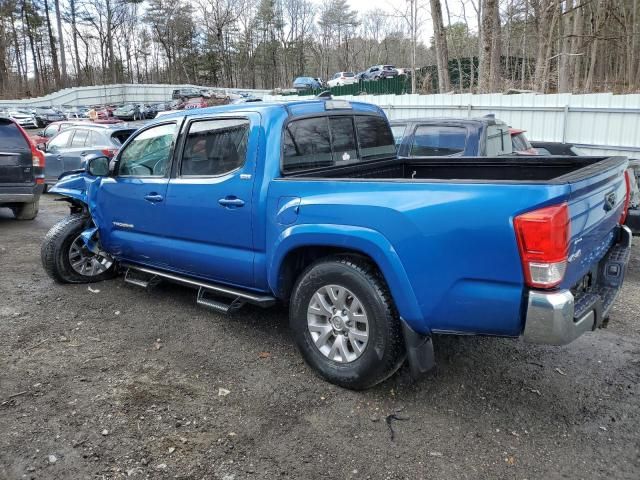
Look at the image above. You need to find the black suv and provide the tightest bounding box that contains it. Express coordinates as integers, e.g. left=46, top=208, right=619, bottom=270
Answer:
left=171, top=88, right=202, bottom=100
left=33, top=107, right=66, bottom=128
left=0, top=117, right=45, bottom=219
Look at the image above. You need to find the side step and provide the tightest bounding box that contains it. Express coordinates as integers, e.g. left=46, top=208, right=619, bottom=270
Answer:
left=121, top=263, right=276, bottom=310
left=124, top=268, right=161, bottom=289
left=197, top=288, right=245, bottom=314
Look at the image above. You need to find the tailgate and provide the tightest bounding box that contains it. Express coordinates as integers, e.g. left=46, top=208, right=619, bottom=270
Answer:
left=0, top=119, right=34, bottom=185
left=561, top=156, right=628, bottom=290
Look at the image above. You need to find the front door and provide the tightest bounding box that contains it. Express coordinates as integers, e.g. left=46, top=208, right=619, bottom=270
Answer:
left=161, top=114, right=259, bottom=287
left=93, top=121, right=181, bottom=265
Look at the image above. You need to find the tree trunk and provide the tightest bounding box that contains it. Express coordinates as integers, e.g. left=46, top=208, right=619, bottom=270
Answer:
left=489, top=0, right=501, bottom=91
left=570, top=0, right=584, bottom=91
left=558, top=0, right=576, bottom=93
left=478, top=0, right=496, bottom=92
left=70, top=0, right=82, bottom=85
left=54, top=0, right=66, bottom=86
left=43, top=0, right=61, bottom=87
left=430, top=0, right=450, bottom=92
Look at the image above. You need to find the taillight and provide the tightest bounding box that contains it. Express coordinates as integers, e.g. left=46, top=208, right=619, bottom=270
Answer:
left=32, top=147, right=45, bottom=167
left=620, top=170, right=631, bottom=224
left=101, top=148, right=118, bottom=158
left=514, top=203, right=570, bottom=289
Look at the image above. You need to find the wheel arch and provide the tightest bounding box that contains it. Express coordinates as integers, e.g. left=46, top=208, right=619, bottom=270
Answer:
left=269, top=224, right=424, bottom=329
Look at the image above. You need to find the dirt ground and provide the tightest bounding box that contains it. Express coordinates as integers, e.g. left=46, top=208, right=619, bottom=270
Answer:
left=1, top=196, right=639, bottom=480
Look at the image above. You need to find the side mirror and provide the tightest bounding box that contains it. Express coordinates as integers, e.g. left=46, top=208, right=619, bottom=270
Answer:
left=86, top=156, right=110, bottom=176
left=37, top=143, right=47, bottom=152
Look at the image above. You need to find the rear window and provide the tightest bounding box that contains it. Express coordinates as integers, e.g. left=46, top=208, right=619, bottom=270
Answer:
left=282, top=114, right=396, bottom=173
left=0, top=121, right=29, bottom=150
left=411, top=125, right=467, bottom=156
left=344, top=72, right=355, bottom=77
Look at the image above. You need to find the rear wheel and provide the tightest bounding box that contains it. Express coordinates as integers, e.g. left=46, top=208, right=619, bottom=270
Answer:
left=41, top=214, right=115, bottom=284
left=12, top=200, right=39, bottom=220
left=290, top=255, right=405, bottom=390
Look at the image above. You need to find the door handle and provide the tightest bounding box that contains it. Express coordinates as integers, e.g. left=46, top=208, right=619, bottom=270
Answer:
left=80, top=152, right=88, bottom=156
left=218, top=196, right=245, bottom=208
left=144, top=193, right=164, bottom=203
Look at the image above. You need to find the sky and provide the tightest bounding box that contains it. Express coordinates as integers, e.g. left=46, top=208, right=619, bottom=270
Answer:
left=345, top=0, right=478, bottom=44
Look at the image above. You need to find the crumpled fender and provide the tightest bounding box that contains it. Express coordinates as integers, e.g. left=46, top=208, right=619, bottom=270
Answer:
left=50, top=169, right=105, bottom=253
left=49, top=171, right=90, bottom=204
left=268, top=223, right=426, bottom=332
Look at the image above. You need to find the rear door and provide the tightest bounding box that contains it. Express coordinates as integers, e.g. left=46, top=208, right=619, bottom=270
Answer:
left=60, top=128, right=92, bottom=172
left=0, top=119, right=33, bottom=186
left=160, top=113, right=259, bottom=286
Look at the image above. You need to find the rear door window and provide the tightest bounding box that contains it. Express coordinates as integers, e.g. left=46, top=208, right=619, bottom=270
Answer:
left=0, top=121, right=29, bottom=150
left=181, top=119, right=249, bottom=176
left=70, top=129, right=89, bottom=147
left=486, top=125, right=513, bottom=156
left=87, top=131, right=103, bottom=146
left=411, top=125, right=467, bottom=156
left=48, top=129, right=74, bottom=151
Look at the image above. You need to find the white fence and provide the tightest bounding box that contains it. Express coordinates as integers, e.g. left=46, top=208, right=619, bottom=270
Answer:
left=265, top=92, right=640, bottom=158
left=0, top=84, right=271, bottom=109
left=3, top=85, right=640, bottom=158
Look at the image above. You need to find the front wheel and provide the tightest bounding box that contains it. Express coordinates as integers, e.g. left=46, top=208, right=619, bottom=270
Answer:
left=290, top=255, right=405, bottom=390
left=41, top=214, right=116, bottom=284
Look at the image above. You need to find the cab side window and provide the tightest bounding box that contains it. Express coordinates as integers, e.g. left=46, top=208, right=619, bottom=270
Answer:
left=118, top=123, right=177, bottom=177
left=181, top=119, right=249, bottom=176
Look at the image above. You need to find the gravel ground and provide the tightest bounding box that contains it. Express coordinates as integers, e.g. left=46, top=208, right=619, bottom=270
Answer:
left=1, top=196, right=639, bottom=480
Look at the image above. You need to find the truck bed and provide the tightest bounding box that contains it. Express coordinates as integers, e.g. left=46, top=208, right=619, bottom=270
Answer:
left=287, top=156, right=624, bottom=183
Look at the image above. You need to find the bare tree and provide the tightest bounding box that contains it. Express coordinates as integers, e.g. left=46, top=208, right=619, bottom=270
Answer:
left=429, top=0, right=450, bottom=92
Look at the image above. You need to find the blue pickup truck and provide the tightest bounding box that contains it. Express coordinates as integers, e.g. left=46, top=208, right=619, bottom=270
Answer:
left=42, top=99, right=633, bottom=389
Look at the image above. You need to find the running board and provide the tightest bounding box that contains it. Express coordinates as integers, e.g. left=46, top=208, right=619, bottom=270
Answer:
left=121, top=263, right=276, bottom=308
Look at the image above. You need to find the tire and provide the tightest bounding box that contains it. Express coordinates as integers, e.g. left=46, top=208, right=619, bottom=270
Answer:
left=12, top=200, right=39, bottom=220
left=41, top=214, right=116, bottom=284
left=290, top=255, right=405, bottom=390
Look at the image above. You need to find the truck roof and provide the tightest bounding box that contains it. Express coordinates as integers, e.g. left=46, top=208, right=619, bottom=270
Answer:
left=148, top=99, right=385, bottom=125
left=390, top=115, right=507, bottom=127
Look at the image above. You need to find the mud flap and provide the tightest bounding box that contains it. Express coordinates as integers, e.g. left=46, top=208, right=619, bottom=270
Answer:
left=401, top=319, right=435, bottom=378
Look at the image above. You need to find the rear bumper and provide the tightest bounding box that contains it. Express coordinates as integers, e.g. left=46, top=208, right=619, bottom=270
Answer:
left=523, top=225, right=632, bottom=345
left=0, top=184, right=44, bottom=204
